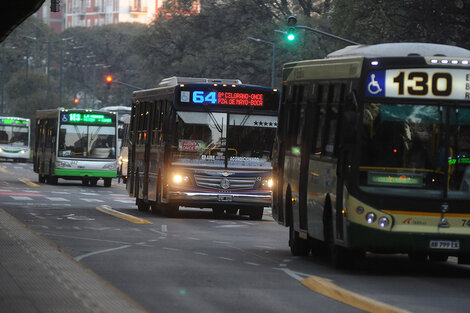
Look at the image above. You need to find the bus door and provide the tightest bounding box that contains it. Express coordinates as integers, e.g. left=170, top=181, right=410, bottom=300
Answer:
left=127, top=103, right=138, bottom=197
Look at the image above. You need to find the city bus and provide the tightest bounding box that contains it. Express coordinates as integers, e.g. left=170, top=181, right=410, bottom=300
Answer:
left=33, top=108, right=118, bottom=186
left=0, top=116, right=31, bottom=162
left=272, top=42, right=470, bottom=267
left=127, top=77, right=279, bottom=219
left=100, top=105, right=131, bottom=150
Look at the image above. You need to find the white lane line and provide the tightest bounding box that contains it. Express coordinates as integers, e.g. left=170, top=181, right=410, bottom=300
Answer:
left=75, top=245, right=132, bottom=261
left=80, top=192, right=100, bottom=196
left=114, top=200, right=135, bottom=204
left=187, top=237, right=200, bottom=241
left=10, top=196, right=33, bottom=201
left=51, top=191, right=69, bottom=194
left=162, top=247, right=179, bottom=251
left=244, top=262, right=260, bottom=266
left=254, top=245, right=273, bottom=249
left=46, top=197, right=70, bottom=202
left=213, top=241, right=231, bottom=245
left=194, top=252, right=208, bottom=256
left=80, top=198, right=104, bottom=203
left=218, top=257, right=235, bottom=261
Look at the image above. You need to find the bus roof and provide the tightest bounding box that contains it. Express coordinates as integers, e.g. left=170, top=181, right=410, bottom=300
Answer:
left=327, top=42, right=470, bottom=59
left=157, top=76, right=242, bottom=87
left=100, top=106, right=131, bottom=113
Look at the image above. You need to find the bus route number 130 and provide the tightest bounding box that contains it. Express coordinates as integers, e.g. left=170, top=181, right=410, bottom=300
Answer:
left=392, top=71, right=452, bottom=97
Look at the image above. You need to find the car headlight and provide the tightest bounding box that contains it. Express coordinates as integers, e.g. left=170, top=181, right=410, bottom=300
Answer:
left=102, top=161, right=118, bottom=169
left=20, top=150, right=26, bottom=154
left=366, top=212, right=377, bottom=224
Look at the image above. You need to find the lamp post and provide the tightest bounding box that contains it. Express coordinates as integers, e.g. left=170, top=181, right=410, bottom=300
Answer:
left=1, top=45, right=16, bottom=114
left=23, top=36, right=37, bottom=106
left=247, top=36, right=276, bottom=88
left=59, top=37, right=73, bottom=107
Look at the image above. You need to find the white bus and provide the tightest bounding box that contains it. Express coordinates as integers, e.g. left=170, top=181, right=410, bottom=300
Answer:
left=118, top=114, right=130, bottom=183
left=101, top=106, right=131, bottom=150
left=33, top=108, right=118, bottom=186
left=0, top=116, right=31, bottom=162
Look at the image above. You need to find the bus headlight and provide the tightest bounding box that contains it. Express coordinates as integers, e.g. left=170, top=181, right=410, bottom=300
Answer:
left=0, top=148, right=3, bottom=152
left=261, top=178, right=273, bottom=189
left=172, top=174, right=191, bottom=185
left=56, top=160, right=72, bottom=168
left=102, top=161, right=118, bottom=169
left=20, top=150, right=26, bottom=154
left=378, top=217, right=390, bottom=228
left=365, top=212, right=377, bottom=224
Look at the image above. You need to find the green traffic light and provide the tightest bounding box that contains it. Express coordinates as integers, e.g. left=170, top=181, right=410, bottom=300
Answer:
left=287, top=33, right=295, bottom=41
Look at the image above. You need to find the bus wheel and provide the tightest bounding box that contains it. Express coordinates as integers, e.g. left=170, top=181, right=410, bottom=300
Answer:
left=47, top=176, right=58, bottom=185
left=137, top=199, right=150, bottom=212
left=325, top=213, right=351, bottom=268
left=287, top=193, right=309, bottom=256
left=429, top=254, right=448, bottom=263
left=38, top=174, right=46, bottom=183
left=89, top=178, right=98, bottom=187
left=225, top=208, right=238, bottom=215
left=82, top=178, right=89, bottom=186
left=249, top=207, right=264, bottom=220
left=104, top=178, right=112, bottom=187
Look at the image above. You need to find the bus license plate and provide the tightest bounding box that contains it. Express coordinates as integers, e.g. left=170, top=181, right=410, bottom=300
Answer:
left=429, top=240, right=460, bottom=250
left=218, top=195, right=233, bottom=202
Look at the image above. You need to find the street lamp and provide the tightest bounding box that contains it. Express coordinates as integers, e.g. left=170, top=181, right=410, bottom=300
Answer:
left=23, top=36, right=37, bottom=106
left=1, top=45, right=16, bottom=114
left=59, top=37, right=73, bottom=107
left=247, top=36, right=276, bottom=88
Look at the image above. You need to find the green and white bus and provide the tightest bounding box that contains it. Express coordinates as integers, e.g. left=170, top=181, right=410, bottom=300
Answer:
left=273, top=42, right=470, bottom=267
left=33, top=108, right=118, bottom=186
left=0, top=116, right=30, bottom=162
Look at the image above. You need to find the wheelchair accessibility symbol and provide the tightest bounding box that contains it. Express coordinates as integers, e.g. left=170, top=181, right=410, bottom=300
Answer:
left=61, top=114, right=69, bottom=122
left=366, top=71, right=385, bottom=97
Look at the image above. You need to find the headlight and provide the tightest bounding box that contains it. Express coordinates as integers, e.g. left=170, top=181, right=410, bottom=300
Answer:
left=102, top=161, right=118, bottom=169
left=261, top=178, right=273, bottom=189
left=0, top=148, right=3, bottom=152
left=20, top=150, right=26, bottom=154
left=378, top=217, right=390, bottom=228
left=172, top=174, right=191, bottom=184
left=366, top=212, right=377, bottom=224
left=56, top=161, right=72, bottom=167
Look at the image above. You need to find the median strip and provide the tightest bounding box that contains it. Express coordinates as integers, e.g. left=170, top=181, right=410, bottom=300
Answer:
left=19, top=178, right=40, bottom=187
left=300, top=276, right=411, bottom=313
left=96, top=205, right=152, bottom=224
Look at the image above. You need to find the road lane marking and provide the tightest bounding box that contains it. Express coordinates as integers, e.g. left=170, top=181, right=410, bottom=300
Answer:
left=96, top=205, right=152, bottom=224
left=75, top=245, right=132, bottom=261
left=244, top=262, right=260, bottom=266
left=46, top=197, right=70, bottom=202
left=218, top=257, right=235, bottom=261
left=0, top=168, right=10, bottom=174
left=300, top=276, right=411, bottom=313
left=81, top=198, right=104, bottom=203
left=19, top=178, right=40, bottom=187
left=10, top=196, right=33, bottom=201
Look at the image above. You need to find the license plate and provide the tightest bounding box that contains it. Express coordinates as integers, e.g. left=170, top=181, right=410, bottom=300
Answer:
left=217, top=195, right=233, bottom=202
left=429, top=240, right=460, bottom=250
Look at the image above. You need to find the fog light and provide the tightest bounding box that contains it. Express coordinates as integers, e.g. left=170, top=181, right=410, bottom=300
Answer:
left=378, top=217, right=390, bottom=228
left=356, top=206, right=364, bottom=215
left=366, top=212, right=376, bottom=224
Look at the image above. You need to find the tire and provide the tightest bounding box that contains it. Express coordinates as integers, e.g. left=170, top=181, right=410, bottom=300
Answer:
left=47, top=176, right=58, bottom=185
left=38, top=174, right=46, bottom=183
left=249, top=207, right=264, bottom=220
left=82, top=178, right=89, bottom=186
left=225, top=208, right=238, bottom=215
left=104, top=178, right=112, bottom=187
left=89, top=178, right=98, bottom=187
left=137, top=199, right=150, bottom=212
left=429, top=254, right=448, bottom=263
left=212, top=208, right=225, bottom=218
left=287, top=190, right=309, bottom=256
left=324, top=206, right=351, bottom=269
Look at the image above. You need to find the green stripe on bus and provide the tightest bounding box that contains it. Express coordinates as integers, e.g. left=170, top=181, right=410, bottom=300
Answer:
left=54, top=168, right=117, bottom=177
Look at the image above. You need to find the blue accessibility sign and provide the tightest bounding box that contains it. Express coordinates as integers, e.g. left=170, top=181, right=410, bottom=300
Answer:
left=365, top=71, right=385, bottom=97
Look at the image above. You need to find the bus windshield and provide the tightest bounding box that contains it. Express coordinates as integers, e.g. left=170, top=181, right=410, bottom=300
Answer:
left=359, top=103, right=470, bottom=199
left=0, top=125, right=29, bottom=147
left=171, top=111, right=275, bottom=169
left=58, top=124, right=116, bottom=159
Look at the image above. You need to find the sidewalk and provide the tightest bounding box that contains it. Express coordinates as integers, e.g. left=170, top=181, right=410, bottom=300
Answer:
left=0, top=208, right=148, bottom=313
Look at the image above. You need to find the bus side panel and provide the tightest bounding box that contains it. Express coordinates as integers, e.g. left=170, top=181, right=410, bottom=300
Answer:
left=135, top=144, right=146, bottom=200
left=147, top=145, right=160, bottom=202
left=283, top=153, right=301, bottom=231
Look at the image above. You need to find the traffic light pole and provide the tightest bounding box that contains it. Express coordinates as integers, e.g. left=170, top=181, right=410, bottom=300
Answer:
left=113, top=80, right=143, bottom=90
left=296, top=25, right=360, bottom=45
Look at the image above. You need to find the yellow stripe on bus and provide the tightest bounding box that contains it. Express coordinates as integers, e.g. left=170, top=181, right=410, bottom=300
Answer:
left=383, top=210, right=470, bottom=218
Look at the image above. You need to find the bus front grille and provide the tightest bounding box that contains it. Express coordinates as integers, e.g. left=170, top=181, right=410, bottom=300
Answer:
left=194, top=175, right=256, bottom=190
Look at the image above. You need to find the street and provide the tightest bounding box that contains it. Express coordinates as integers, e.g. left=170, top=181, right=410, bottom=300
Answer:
left=1, top=161, right=470, bottom=313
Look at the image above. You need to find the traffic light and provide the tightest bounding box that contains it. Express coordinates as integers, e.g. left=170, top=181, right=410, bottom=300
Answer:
left=74, top=98, right=79, bottom=104
left=286, top=15, right=297, bottom=41
left=105, top=75, right=113, bottom=88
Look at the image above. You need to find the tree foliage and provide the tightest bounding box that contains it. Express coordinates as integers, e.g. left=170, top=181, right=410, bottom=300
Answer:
left=329, top=0, right=470, bottom=48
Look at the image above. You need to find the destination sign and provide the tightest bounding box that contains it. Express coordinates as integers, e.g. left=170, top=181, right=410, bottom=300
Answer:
left=365, top=68, right=470, bottom=100
left=61, top=113, right=113, bottom=124
left=180, top=90, right=264, bottom=106
left=368, top=172, right=424, bottom=187
left=0, top=118, right=28, bottom=126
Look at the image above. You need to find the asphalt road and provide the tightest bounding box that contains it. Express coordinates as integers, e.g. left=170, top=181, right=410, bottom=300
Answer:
left=1, top=161, right=470, bottom=313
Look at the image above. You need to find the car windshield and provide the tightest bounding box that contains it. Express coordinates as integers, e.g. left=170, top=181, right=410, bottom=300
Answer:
left=0, top=125, right=29, bottom=147
left=58, top=124, right=116, bottom=159
left=359, top=103, right=470, bottom=200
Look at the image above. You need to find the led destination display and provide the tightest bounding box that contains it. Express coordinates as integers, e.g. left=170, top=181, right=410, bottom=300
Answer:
left=60, top=112, right=114, bottom=124
left=0, top=118, right=28, bottom=126
left=181, top=90, right=264, bottom=106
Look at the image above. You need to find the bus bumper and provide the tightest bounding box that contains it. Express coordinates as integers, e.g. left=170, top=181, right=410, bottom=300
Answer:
left=167, top=190, right=272, bottom=207
left=348, top=222, right=470, bottom=258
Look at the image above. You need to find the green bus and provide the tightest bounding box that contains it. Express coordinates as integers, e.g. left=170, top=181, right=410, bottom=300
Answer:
left=272, top=42, right=470, bottom=267
left=34, top=108, right=118, bottom=186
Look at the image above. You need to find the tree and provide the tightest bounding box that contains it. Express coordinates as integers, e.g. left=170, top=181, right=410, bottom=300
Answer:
left=329, top=0, right=470, bottom=48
